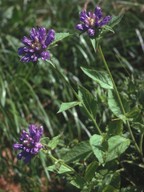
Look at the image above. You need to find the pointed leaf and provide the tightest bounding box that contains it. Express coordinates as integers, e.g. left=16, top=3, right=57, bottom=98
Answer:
left=131, top=122, right=144, bottom=134
left=48, top=135, right=61, bottom=150
left=62, top=141, right=92, bottom=163
left=51, top=32, right=70, bottom=45
left=90, top=134, right=106, bottom=164
left=108, top=90, right=126, bottom=120
left=90, top=38, right=96, bottom=51
left=81, top=67, right=113, bottom=89
left=106, top=135, right=130, bottom=162
left=102, top=25, right=115, bottom=33
left=57, top=164, right=73, bottom=174
left=109, top=14, right=124, bottom=28
left=102, top=185, right=119, bottom=192
left=78, top=86, right=97, bottom=117
left=70, top=175, right=85, bottom=189
left=84, top=161, right=99, bottom=181
left=47, top=163, right=73, bottom=174
left=107, top=120, right=123, bottom=136
left=57, top=101, right=80, bottom=113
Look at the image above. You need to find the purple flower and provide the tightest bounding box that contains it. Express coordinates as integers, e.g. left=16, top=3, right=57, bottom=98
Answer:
left=76, top=6, right=111, bottom=37
left=18, top=27, right=55, bottom=62
left=13, top=124, right=43, bottom=163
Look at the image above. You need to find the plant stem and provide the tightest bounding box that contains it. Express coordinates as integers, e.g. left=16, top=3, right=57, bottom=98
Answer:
left=140, top=134, right=144, bottom=157
left=48, top=152, right=75, bottom=172
left=98, top=45, right=142, bottom=156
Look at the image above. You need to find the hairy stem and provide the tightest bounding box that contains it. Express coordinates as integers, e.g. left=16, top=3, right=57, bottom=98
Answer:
left=98, top=45, right=142, bottom=156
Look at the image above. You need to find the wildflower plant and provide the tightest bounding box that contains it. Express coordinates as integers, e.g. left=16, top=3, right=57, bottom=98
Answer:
left=13, top=3, right=144, bottom=192
left=76, top=6, right=111, bottom=37
left=13, top=124, right=43, bottom=163
left=18, top=27, right=55, bottom=62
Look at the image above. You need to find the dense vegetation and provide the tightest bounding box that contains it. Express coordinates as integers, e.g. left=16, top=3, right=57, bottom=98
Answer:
left=0, top=0, right=144, bottom=191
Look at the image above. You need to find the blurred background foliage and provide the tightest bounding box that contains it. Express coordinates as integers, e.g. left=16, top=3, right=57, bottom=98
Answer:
left=0, top=0, right=144, bottom=191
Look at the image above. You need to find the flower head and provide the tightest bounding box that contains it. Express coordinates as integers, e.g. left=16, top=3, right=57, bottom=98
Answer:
left=76, top=6, right=111, bottom=37
left=13, top=124, right=43, bottom=163
left=18, top=27, right=55, bottom=62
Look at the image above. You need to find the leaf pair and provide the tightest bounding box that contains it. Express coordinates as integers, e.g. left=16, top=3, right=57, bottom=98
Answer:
left=90, top=134, right=130, bottom=164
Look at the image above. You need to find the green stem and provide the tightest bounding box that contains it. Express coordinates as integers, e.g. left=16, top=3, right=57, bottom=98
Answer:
left=48, top=153, right=75, bottom=172
left=140, top=134, right=144, bottom=156
left=48, top=60, right=102, bottom=135
left=98, top=46, right=142, bottom=156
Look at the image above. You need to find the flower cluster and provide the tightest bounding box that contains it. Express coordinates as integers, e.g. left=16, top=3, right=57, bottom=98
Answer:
left=13, top=124, right=43, bottom=163
left=76, top=6, right=111, bottom=37
left=18, top=27, right=55, bottom=62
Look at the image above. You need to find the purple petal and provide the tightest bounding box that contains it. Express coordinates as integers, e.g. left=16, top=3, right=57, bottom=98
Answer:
left=31, top=54, right=38, bottom=62
left=35, top=142, right=43, bottom=149
left=40, top=51, right=50, bottom=60
left=29, top=124, right=37, bottom=136
left=24, top=154, right=33, bottom=163
left=80, top=11, right=87, bottom=22
left=30, top=145, right=42, bottom=154
left=45, top=29, right=55, bottom=46
left=98, top=16, right=112, bottom=27
left=95, top=6, right=102, bottom=19
left=17, top=152, right=24, bottom=160
left=23, top=47, right=31, bottom=52
left=38, top=27, right=47, bottom=41
left=38, top=126, right=43, bottom=137
left=21, top=55, right=31, bottom=63
left=87, top=28, right=95, bottom=37
left=25, top=148, right=30, bottom=153
left=76, top=24, right=85, bottom=31
left=30, top=28, right=38, bottom=40
left=29, top=124, right=43, bottom=142
left=13, top=143, right=23, bottom=150
left=22, top=36, right=32, bottom=46
left=20, top=130, right=29, bottom=141
left=18, top=47, right=25, bottom=55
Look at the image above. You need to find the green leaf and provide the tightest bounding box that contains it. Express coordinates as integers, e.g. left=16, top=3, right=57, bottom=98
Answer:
left=48, top=135, right=61, bottom=150
left=81, top=67, right=113, bottom=89
left=57, top=101, right=80, bottom=113
left=106, top=135, right=130, bottom=162
left=70, top=175, right=85, bottom=189
left=47, top=162, right=73, bottom=174
left=78, top=86, right=97, bottom=117
left=110, top=172, right=120, bottom=190
left=62, top=141, right=92, bottom=163
left=107, top=120, right=123, bottom=136
left=84, top=161, right=99, bottom=181
left=126, top=106, right=141, bottom=121
left=109, top=14, right=124, bottom=28
left=51, top=32, right=70, bottom=45
left=39, top=151, right=50, bottom=180
left=121, top=186, right=144, bottom=192
left=108, top=90, right=125, bottom=120
left=90, top=134, right=106, bottom=164
left=131, top=122, right=144, bottom=134
left=101, top=172, right=120, bottom=191
left=102, top=25, right=115, bottom=34
left=90, top=38, right=96, bottom=51
left=57, top=164, right=73, bottom=174
left=47, top=164, right=56, bottom=172
left=3, top=6, right=14, bottom=19
left=6, top=35, right=20, bottom=51
left=102, top=185, right=119, bottom=192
